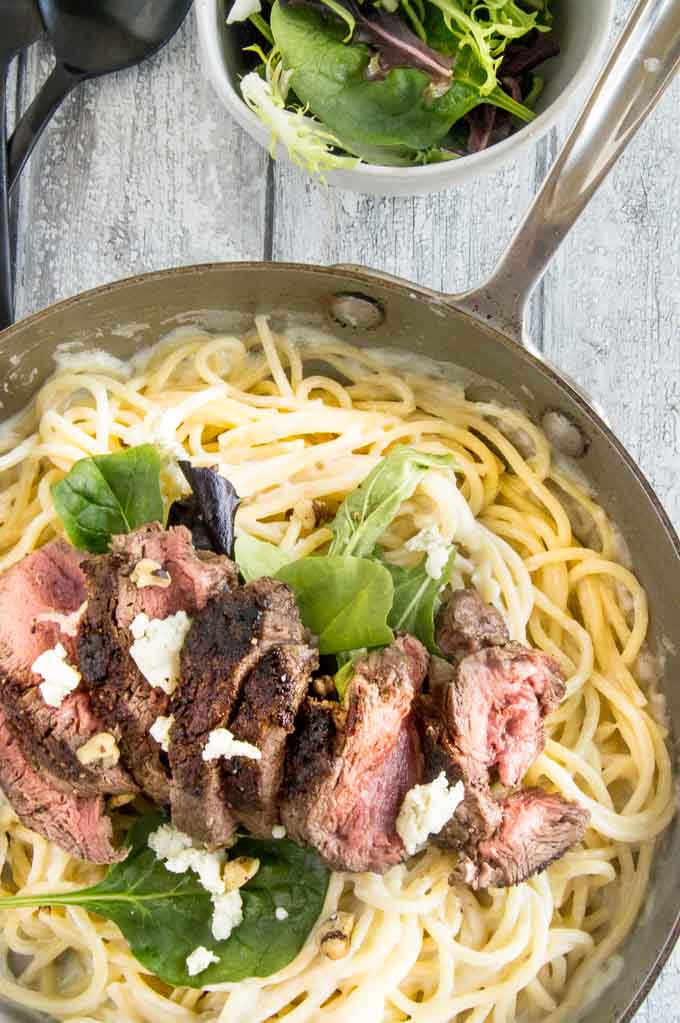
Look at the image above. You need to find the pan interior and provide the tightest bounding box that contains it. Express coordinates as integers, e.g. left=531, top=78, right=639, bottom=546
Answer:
left=0, top=262, right=678, bottom=1023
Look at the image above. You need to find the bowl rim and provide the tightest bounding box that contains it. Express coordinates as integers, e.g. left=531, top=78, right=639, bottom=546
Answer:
left=195, top=0, right=618, bottom=185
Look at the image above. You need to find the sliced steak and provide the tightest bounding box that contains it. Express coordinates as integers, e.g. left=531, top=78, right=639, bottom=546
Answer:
left=454, top=788, right=590, bottom=889
left=435, top=588, right=509, bottom=662
left=443, top=643, right=565, bottom=787
left=222, top=643, right=318, bottom=837
left=0, top=541, right=134, bottom=797
left=418, top=697, right=501, bottom=850
left=0, top=703, right=125, bottom=864
left=78, top=524, right=237, bottom=803
left=169, top=578, right=311, bottom=846
left=282, top=635, right=428, bottom=873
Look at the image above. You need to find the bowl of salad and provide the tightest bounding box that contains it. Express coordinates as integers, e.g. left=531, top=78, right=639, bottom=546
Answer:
left=196, top=0, right=615, bottom=195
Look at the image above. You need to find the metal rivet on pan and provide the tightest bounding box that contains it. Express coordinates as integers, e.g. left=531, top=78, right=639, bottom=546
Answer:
left=541, top=409, right=589, bottom=458
left=329, top=292, right=385, bottom=330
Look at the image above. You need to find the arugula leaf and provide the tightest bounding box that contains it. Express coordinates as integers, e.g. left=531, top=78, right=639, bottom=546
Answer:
left=276, top=556, right=394, bottom=654
left=51, top=445, right=163, bottom=554
left=385, top=548, right=456, bottom=652
left=235, top=534, right=294, bottom=581
left=0, top=812, right=329, bottom=989
left=329, top=446, right=457, bottom=558
left=270, top=2, right=534, bottom=153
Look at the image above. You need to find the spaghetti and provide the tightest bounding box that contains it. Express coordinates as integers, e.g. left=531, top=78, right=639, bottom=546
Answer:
left=0, top=318, right=673, bottom=1023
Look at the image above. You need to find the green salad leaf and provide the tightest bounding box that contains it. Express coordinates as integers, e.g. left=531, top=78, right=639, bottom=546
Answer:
left=328, top=446, right=457, bottom=557
left=235, top=534, right=293, bottom=581
left=277, top=555, right=394, bottom=654
left=423, top=0, right=550, bottom=94
left=270, top=2, right=534, bottom=154
left=0, top=812, right=329, bottom=989
left=334, top=656, right=358, bottom=699
left=51, top=445, right=164, bottom=554
left=385, top=547, right=456, bottom=652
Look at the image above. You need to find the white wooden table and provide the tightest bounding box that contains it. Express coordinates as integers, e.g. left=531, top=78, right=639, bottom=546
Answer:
left=6, top=0, right=680, bottom=1017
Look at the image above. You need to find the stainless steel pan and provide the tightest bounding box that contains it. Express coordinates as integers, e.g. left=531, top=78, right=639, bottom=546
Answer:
left=1, top=1, right=680, bottom=1020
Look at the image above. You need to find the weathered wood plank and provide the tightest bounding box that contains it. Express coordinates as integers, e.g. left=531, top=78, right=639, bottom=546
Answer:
left=13, top=14, right=269, bottom=321
left=269, top=150, right=546, bottom=337
left=540, top=17, right=680, bottom=529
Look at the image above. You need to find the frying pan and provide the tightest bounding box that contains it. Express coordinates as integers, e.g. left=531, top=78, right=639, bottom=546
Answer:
left=0, top=0, right=679, bottom=1020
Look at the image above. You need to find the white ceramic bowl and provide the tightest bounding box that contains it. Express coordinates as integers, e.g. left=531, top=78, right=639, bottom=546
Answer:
left=196, top=0, right=616, bottom=196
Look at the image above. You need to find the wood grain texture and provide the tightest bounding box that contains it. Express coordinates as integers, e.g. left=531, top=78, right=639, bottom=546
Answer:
left=13, top=14, right=269, bottom=320
left=8, top=0, right=680, bottom=1016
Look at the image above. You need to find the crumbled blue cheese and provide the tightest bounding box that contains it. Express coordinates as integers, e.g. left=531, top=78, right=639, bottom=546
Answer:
left=32, top=643, right=81, bottom=707
left=186, top=946, right=219, bottom=977
left=149, top=825, right=255, bottom=942
left=396, top=772, right=465, bottom=856
left=148, top=823, right=194, bottom=861
left=227, top=0, right=261, bottom=23
left=271, top=825, right=286, bottom=839
left=149, top=714, right=174, bottom=752
left=405, top=526, right=451, bottom=580
left=129, top=611, right=192, bottom=695
left=275, top=906, right=289, bottom=921
left=149, top=823, right=226, bottom=894
left=202, top=728, right=262, bottom=763
left=211, top=890, right=244, bottom=941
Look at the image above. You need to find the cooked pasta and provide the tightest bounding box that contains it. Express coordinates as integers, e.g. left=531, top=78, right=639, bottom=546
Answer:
left=0, top=317, right=673, bottom=1023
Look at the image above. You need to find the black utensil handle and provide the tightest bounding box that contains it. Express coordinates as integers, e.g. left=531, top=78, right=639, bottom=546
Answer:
left=0, top=64, right=13, bottom=331
left=8, top=62, right=83, bottom=192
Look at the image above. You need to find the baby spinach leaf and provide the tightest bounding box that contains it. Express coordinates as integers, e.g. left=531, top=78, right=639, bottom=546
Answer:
left=385, top=548, right=456, bottom=652
left=51, top=445, right=163, bottom=554
left=0, top=812, right=329, bottom=989
left=328, top=446, right=457, bottom=558
left=234, top=534, right=294, bottom=581
left=270, top=2, right=534, bottom=152
left=167, top=463, right=240, bottom=557
left=285, top=0, right=454, bottom=86
left=276, top=555, right=394, bottom=654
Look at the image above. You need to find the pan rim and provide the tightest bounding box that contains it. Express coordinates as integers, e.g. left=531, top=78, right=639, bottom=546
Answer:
left=1, top=259, right=679, bottom=1021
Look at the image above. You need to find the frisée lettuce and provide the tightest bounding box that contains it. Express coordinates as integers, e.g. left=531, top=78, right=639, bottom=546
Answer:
left=229, top=0, right=557, bottom=170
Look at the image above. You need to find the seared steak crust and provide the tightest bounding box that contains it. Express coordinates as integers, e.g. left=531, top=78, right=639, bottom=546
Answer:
left=223, top=643, right=318, bottom=836
left=0, top=541, right=134, bottom=797
left=78, top=524, right=236, bottom=803
left=0, top=703, right=125, bottom=864
left=282, top=635, right=428, bottom=873
left=455, top=788, right=590, bottom=889
left=436, top=588, right=510, bottom=662
left=169, top=578, right=313, bottom=845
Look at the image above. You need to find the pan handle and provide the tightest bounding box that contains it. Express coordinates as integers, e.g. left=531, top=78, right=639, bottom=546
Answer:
left=453, top=0, right=680, bottom=343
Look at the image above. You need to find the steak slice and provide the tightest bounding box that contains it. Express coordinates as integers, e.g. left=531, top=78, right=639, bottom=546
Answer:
left=0, top=541, right=134, bottom=797
left=222, top=643, right=318, bottom=837
left=418, top=693, right=501, bottom=850
left=435, top=588, right=509, bottom=662
left=78, top=524, right=237, bottom=803
left=0, top=703, right=125, bottom=864
left=454, top=788, right=590, bottom=889
left=169, top=578, right=311, bottom=846
left=444, top=643, right=565, bottom=787
left=281, top=635, right=428, bottom=873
